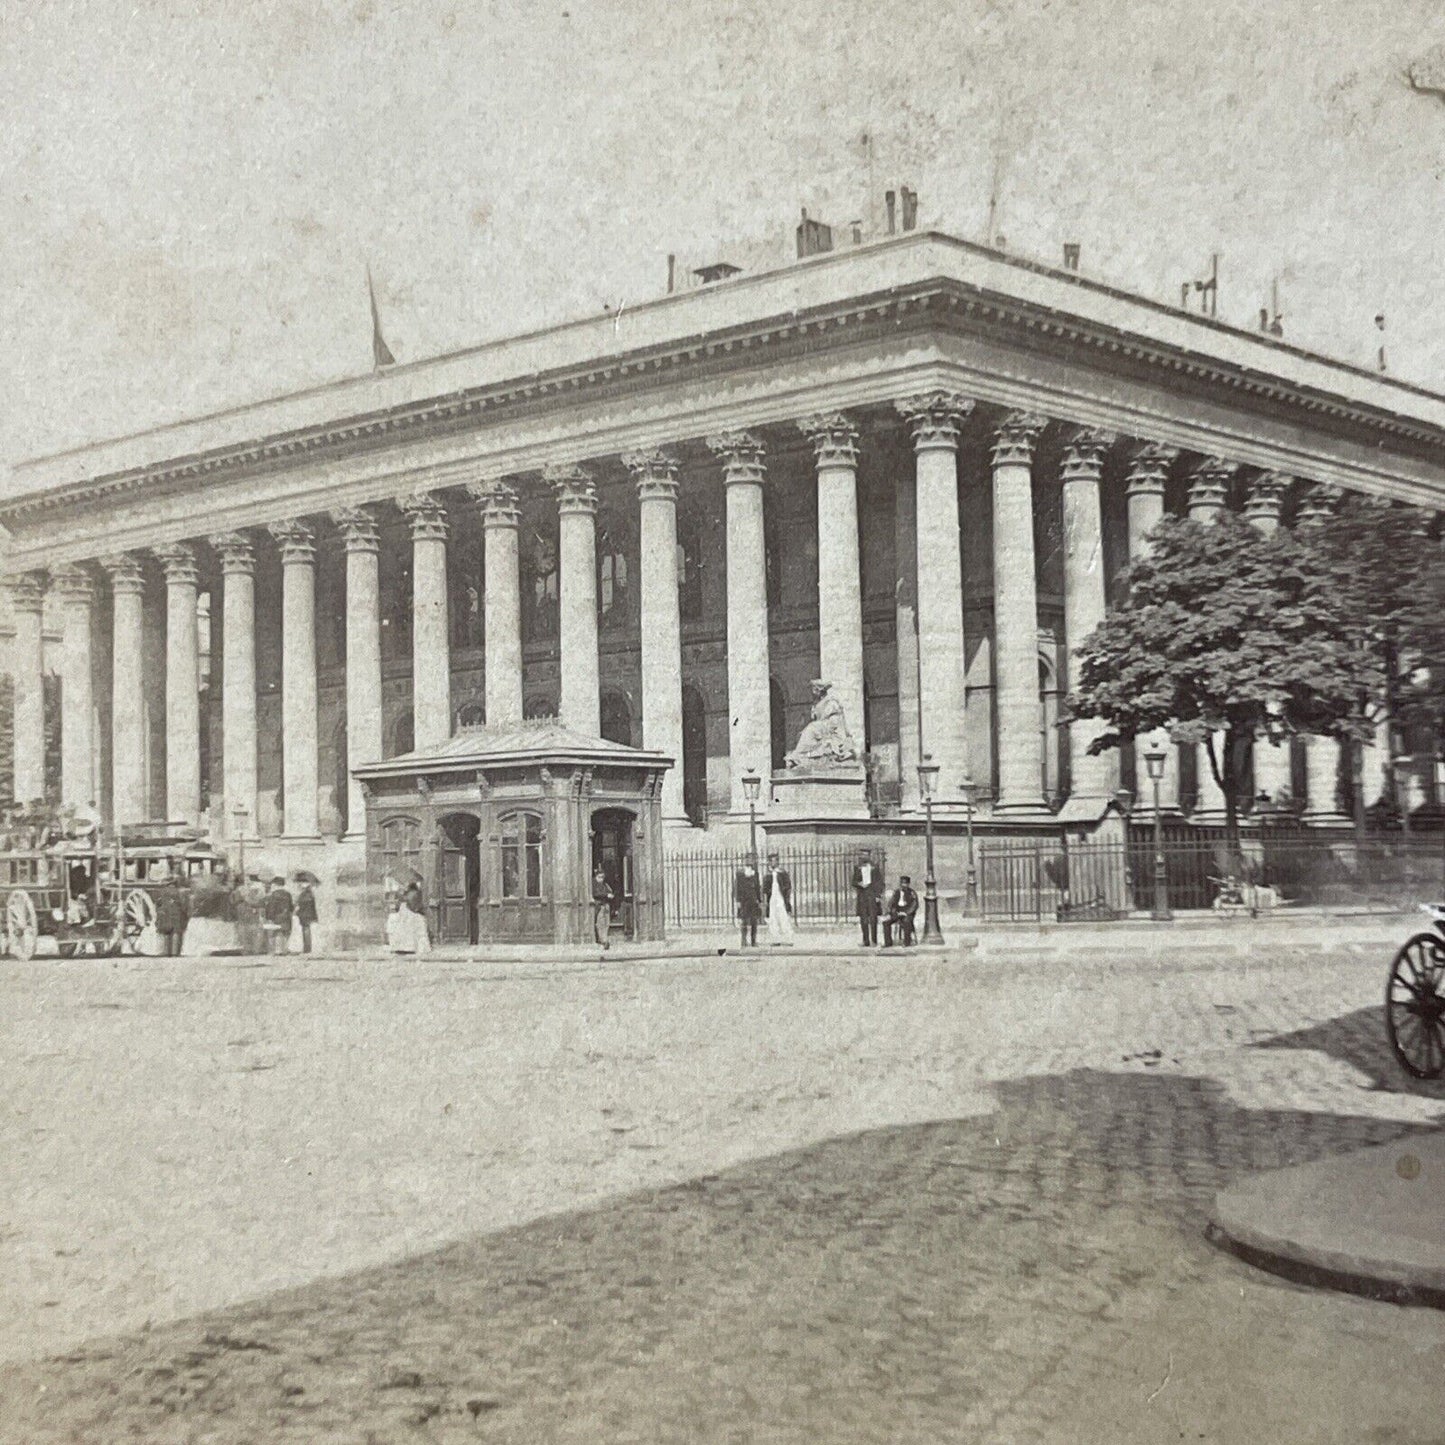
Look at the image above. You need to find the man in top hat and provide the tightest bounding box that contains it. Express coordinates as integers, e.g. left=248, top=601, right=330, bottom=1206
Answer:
left=851, top=847, right=883, bottom=946
left=882, top=875, right=920, bottom=948
left=262, top=875, right=294, bottom=955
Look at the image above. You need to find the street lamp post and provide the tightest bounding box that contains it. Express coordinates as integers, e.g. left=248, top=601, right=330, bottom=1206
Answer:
left=231, top=800, right=251, bottom=882
left=741, top=770, right=761, bottom=873
left=918, top=755, right=943, bottom=945
left=959, top=773, right=979, bottom=916
left=1144, top=747, right=1172, bottom=922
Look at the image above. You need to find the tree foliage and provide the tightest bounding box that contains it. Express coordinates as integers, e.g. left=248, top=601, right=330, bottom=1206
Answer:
left=1070, top=512, right=1381, bottom=841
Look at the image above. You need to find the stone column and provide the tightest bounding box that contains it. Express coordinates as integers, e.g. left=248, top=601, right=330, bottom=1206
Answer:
left=210, top=533, right=258, bottom=840
left=546, top=464, right=601, bottom=737
left=268, top=520, right=320, bottom=840
left=400, top=492, right=451, bottom=749
left=625, top=449, right=687, bottom=822
left=6, top=571, right=47, bottom=807
left=469, top=480, right=523, bottom=727
left=1243, top=472, right=1293, bottom=806
left=799, top=413, right=866, bottom=748
left=894, top=454, right=922, bottom=812
left=332, top=508, right=383, bottom=838
left=1125, top=443, right=1180, bottom=811
left=1060, top=426, right=1118, bottom=804
left=707, top=431, right=771, bottom=813
left=154, top=544, right=202, bottom=826
left=991, top=411, right=1049, bottom=814
left=1297, top=482, right=1349, bottom=824
left=100, top=554, right=146, bottom=826
left=1187, top=457, right=1238, bottom=818
left=53, top=566, right=96, bottom=811
left=895, top=392, right=973, bottom=807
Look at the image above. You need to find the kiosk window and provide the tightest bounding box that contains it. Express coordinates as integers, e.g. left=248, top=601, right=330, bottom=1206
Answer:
left=499, top=812, right=542, bottom=899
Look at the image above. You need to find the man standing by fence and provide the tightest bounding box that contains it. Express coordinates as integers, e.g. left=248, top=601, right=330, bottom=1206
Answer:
left=852, top=847, right=883, bottom=946
left=734, top=861, right=763, bottom=948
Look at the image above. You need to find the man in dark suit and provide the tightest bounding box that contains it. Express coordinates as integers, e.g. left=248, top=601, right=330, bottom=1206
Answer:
left=882, top=875, right=920, bottom=948
left=850, top=848, right=883, bottom=946
left=734, top=861, right=763, bottom=948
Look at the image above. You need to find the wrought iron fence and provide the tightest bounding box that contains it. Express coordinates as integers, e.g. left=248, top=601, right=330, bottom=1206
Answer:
left=664, top=844, right=886, bottom=928
left=977, top=831, right=1445, bottom=922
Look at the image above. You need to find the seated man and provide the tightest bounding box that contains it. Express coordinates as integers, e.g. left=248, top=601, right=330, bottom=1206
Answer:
left=882, top=875, right=920, bottom=947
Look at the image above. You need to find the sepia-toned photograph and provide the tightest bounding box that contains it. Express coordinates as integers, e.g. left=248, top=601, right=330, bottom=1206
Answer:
left=1, top=1, right=1443, bottom=1439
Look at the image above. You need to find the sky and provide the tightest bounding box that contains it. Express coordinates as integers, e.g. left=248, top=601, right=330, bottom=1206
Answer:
left=3, top=0, right=1445, bottom=475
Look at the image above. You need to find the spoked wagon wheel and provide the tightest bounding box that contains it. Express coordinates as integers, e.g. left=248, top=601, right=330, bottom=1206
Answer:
left=6, top=890, right=38, bottom=961
left=1386, top=933, right=1445, bottom=1080
left=122, top=889, right=156, bottom=955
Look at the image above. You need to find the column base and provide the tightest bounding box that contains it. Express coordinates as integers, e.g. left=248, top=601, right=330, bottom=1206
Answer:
left=1301, top=812, right=1352, bottom=829
left=992, top=798, right=1053, bottom=820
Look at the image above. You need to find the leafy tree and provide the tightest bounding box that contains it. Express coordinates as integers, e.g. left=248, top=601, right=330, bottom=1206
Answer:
left=1069, top=512, right=1380, bottom=846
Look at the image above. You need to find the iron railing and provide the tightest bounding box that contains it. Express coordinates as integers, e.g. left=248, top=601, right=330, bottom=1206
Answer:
left=664, top=844, right=887, bottom=928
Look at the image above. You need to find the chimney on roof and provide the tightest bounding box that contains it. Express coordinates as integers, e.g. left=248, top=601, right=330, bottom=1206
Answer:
left=667, top=254, right=676, bottom=294
left=851, top=220, right=862, bottom=244
left=885, top=190, right=897, bottom=234
left=797, top=207, right=834, bottom=258
left=900, top=186, right=918, bottom=230
left=1062, top=243, right=1080, bottom=272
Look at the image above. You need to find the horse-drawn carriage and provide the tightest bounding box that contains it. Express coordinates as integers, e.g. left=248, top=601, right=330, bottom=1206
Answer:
left=0, top=823, right=230, bottom=960
left=1386, top=904, right=1445, bottom=1080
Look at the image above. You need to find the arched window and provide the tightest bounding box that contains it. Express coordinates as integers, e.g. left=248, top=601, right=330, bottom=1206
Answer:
left=379, top=816, right=422, bottom=882
left=524, top=696, right=557, bottom=721
left=682, top=684, right=708, bottom=825
left=677, top=516, right=703, bottom=622
left=600, top=691, right=632, bottom=747
left=455, top=701, right=485, bottom=729
left=770, top=677, right=788, bottom=773
left=389, top=712, right=415, bottom=758
left=597, top=517, right=631, bottom=627
left=526, top=530, right=559, bottom=641
left=498, top=810, right=543, bottom=899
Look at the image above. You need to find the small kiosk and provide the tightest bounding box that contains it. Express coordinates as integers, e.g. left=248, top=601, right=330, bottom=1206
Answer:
left=353, top=721, right=672, bottom=946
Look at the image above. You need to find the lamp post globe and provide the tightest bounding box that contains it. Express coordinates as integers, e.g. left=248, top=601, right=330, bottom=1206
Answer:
left=741, top=769, right=761, bottom=870
left=918, top=756, right=944, bottom=945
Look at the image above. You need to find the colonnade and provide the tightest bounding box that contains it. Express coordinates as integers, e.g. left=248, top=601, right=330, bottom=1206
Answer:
left=1, top=392, right=1378, bottom=835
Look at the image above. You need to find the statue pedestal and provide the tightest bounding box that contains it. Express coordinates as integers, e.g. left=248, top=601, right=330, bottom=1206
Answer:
left=771, top=768, right=869, bottom=820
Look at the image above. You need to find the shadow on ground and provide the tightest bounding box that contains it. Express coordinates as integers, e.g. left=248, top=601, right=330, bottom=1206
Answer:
left=2, top=1065, right=1442, bottom=1445
left=1251, top=1005, right=1445, bottom=1100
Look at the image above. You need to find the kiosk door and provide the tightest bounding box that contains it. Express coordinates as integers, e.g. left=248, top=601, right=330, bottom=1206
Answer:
left=591, top=808, right=635, bottom=941
left=437, top=814, right=480, bottom=944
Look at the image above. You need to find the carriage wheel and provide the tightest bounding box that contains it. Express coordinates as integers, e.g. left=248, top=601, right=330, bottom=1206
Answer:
left=122, top=889, right=155, bottom=955
left=6, top=891, right=38, bottom=962
left=1385, top=933, right=1445, bottom=1081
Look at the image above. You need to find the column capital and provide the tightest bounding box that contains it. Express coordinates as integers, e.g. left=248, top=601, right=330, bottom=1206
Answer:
left=398, top=491, right=450, bottom=541
left=469, top=478, right=522, bottom=528
left=1243, top=471, right=1290, bottom=529
left=1187, top=457, right=1238, bottom=516
left=798, top=412, right=859, bottom=468
left=623, top=448, right=680, bottom=502
left=209, top=531, right=257, bottom=575
left=1125, top=441, right=1178, bottom=497
left=706, top=430, right=766, bottom=485
left=267, top=518, right=317, bottom=565
left=100, top=553, right=147, bottom=595
left=991, top=411, right=1048, bottom=467
left=1296, top=481, right=1344, bottom=527
left=155, top=542, right=201, bottom=588
left=4, top=569, right=47, bottom=614
left=544, top=462, right=598, bottom=514
left=51, top=564, right=97, bottom=607
left=895, top=391, right=974, bottom=450
left=331, top=506, right=382, bottom=553
left=1059, top=425, right=1117, bottom=483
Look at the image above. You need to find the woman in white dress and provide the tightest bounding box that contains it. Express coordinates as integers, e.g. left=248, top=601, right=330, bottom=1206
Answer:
left=762, top=852, right=795, bottom=946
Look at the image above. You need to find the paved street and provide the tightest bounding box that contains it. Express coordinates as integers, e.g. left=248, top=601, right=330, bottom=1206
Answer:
left=1, top=940, right=1443, bottom=1442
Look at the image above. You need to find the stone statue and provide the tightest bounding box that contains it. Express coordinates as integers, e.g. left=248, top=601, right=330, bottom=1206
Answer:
left=784, top=680, right=859, bottom=770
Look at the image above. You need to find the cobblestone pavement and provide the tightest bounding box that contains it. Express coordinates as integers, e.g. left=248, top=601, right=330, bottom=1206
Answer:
left=1, top=942, right=1444, bottom=1442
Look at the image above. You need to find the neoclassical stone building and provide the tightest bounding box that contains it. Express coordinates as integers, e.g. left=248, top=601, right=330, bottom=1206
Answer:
left=4, top=229, right=1444, bottom=873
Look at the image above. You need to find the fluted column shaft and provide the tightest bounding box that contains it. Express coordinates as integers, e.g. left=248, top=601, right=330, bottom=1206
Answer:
left=893, top=460, right=922, bottom=812
left=402, top=494, right=451, bottom=748
left=896, top=393, right=973, bottom=806
left=155, top=545, right=202, bottom=826
left=1060, top=428, right=1117, bottom=802
left=800, top=414, right=866, bottom=746
left=7, top=572, right=47, bottom=806
left=211, top=534, right=258, bottom=838
left=1297, top=483, right=1349, bottom=824
left=269, top=521, right=320, bottom=840
left=992, top=412, right=1048, bottom=813
left=333, top=509, right=382, bottom=837
left=1245, top=473, right=1293, bottom=805
left=1188, top=458, right=1237, bottom=817
left=548, top=465, right=601, bottom=736
left=626, top=451, right=687, bottom=821
left=1125, top=444, right=1180, bottom=811
left=101, top=555, right=146, bottom=826
left=472, top=482, right=523, bottom=726
left=54, top=568, right=96, bottom=811
left=709, top=432, right=771, bottom=813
